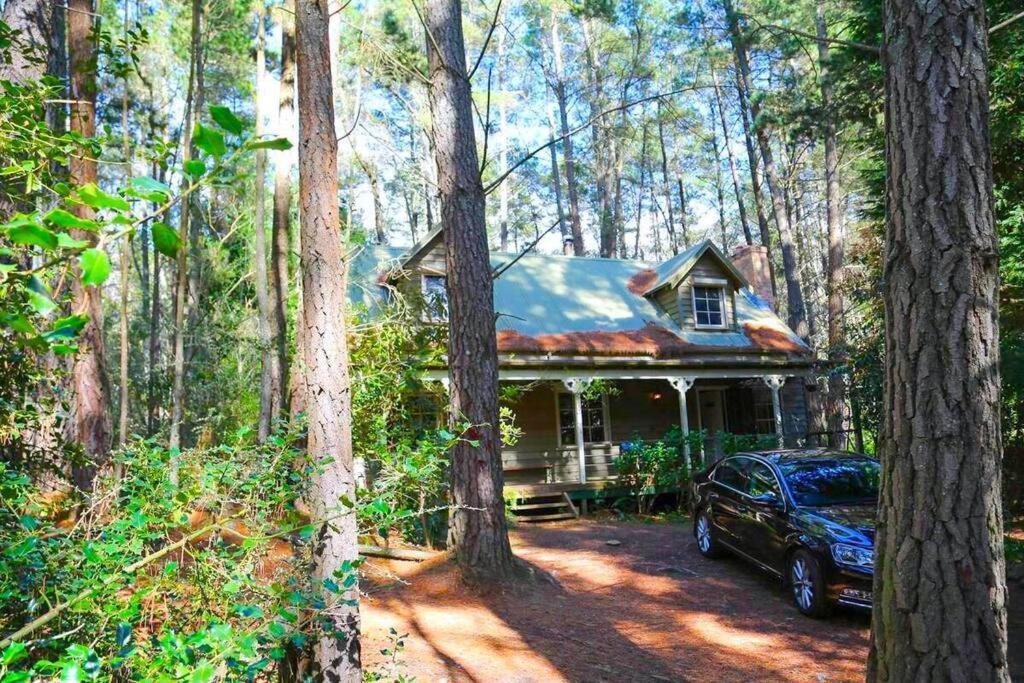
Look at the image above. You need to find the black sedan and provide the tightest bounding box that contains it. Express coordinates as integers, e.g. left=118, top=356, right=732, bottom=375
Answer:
left=691, top=449, right=877, bottom=617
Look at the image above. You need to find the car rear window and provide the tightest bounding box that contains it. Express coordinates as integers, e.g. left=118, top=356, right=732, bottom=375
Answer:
left=713, top=459, right=748, bottom=490
left=780, top=458, right=880, bottom=507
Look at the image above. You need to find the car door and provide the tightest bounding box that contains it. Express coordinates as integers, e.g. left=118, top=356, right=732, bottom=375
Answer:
left=708, top=456, right=750, bottom=544
left=741, top=460, right=788, bottom=572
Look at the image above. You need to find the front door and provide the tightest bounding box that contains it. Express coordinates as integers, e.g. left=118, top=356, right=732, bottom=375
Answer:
left=698, top=388, right=727, bottom=459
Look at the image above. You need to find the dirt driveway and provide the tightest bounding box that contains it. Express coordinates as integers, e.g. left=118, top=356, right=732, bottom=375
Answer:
left=363, top=519, right=875, bottom=682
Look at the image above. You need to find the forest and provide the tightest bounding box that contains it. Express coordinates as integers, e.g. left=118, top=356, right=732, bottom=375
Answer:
left=0, top=0, right=1022, bottom=678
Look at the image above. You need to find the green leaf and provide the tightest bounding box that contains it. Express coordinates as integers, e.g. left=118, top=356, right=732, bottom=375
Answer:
left=190, top=661, right=216, bottom=683
left=247, top=137, right=293, bottom=151
left=193, top=123, right=226, bottom=158
left=184, top=159, right=207, bottom=178
left=8, top=222, right=57, bottom=250
left=79, top=248, right=110, bottom=286
left=128, top=176, right=171, bottom=203
left=44, top=208, right=98, bottom=230
left=25, top=278, right=56, bottom=315
left=209, top=105, right=243, bottom=135
left=151, top=222, right=182, bottom=257
left=77, top=182, right=131, bottom=212
left=3, top=641, right=28, bottom=665
left=57, top=232, right=89, bottom=249
left=44, top=314, right=89, bottom=342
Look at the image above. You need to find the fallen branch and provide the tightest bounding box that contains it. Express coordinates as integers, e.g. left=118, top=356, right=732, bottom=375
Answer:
left=358, top=544, right=438, bottom=562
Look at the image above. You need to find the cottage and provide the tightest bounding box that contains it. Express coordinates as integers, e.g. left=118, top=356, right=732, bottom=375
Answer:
left=351, top=230, right=814, bottom=506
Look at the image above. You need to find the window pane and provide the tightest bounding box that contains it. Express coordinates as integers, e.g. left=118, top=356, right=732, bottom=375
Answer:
left=422, top=275, right=448, bottom=320
left=747, top=462, right=781, bottom=498
left=559, top=393, right=607, bottom=444
left=713, top=458, right=748, bottom=490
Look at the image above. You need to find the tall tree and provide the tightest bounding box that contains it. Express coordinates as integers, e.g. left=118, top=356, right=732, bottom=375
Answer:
left=425, top=0, right=517, bottom=581
left=722, top=0, right=805, bottom=336
left=117, top=0, right=132, bottom=453
left=655, top=103, right=678, bottom=255
left=709, top=56, right=753, bottom=246
left=549, top=7, right=584, bottom=255
left=869, top=0, right=1009, bottom=679
left=68, top=0, right=112, bottom=491
left=272, top=0, right=296, bottom=419
left=816, top=0, right=846, bottom=443
left=169, top=0, right=201, bottom=466
left=296, top=0, right=360, bottom=675
left=253, top=7, right=277, bottom=442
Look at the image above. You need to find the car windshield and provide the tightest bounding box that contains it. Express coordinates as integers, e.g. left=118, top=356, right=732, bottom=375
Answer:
left=780, top=458, right=879, bottom=507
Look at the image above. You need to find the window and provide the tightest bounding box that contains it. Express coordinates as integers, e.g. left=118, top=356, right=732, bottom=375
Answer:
left=421, top=274, right=448, bottom=321
left=752, top=389, right=776, bottom=435
left=746, top=461, right=782, bottom=499
left=557, top=392, right=608, bottom=446
left=713, top=457, right=748, bottom=491
left=408, top=393, right=443, bottom=434
left=692, top=286, right=726, bottom=328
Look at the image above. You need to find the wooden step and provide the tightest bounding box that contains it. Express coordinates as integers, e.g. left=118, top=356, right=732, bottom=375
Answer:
left=510, top=492, right=579, bottom=523
left=517, top=512, right=577, bottom=522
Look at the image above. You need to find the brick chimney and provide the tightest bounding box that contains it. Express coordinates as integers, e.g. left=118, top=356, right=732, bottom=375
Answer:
left=562, top=236, right=575, bottom=256
left=730, top=244, right=775, bottom=309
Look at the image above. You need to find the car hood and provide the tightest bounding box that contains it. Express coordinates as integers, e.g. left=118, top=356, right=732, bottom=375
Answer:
left=794, top=504, right=876, bottom=546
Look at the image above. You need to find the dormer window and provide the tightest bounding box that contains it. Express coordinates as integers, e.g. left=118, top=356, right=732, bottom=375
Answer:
left=692, top=285, right=727, bottom=328
left=421, top=274, right=448, bottom=322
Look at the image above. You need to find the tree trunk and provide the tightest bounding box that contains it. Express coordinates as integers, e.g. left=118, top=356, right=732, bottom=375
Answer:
left=546, top=106, right=567, bottom=248
left=676, top=177, right=689, bottom=248
left=722, top=0, right=805, bottom=336
left=0, top=0, right=53, bottom=219
left=710, top=59, right=753, bottom=246
left=722, top=0, right=775, bottom=293
left=655, top=103, right=678, bottom=255
left=497, top=18, right=510, bottom=252
left=816, top=0, right=846, bottom=445
left=709, top=110, right=728, bottom=251
left=271, top=0, right=295, bottom=420
left=118, top=0, right=131, bottom=452
left=549, top=7, right=583, bottom=255
left=634, top=124, right=648, bottom=259
left=169, top=0, right=200, bottom=467
left=254, top=8, right=277, bottom=443
left=425, top=0, right=516, bottom=582
left=868, top=0, right=1008, bottom=679
left=67, top=0, right=112, bottom=491
left=296, top=0, right=360, bottom=676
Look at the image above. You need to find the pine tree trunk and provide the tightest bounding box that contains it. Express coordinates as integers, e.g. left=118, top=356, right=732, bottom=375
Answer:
left=497, top=19, right=510, bottom=252
left=169, top=0, right=200, bottom=467
left=816, top=0, right=846, bottom=445
left=296, top=0, right=360, bottom=676
left=271, top=0, right=295, bottom=419
left=253, top=9, right=277, bottom=443
left=710, top=111, right=728, bottom=251
left=546, top=107, right=567, bottom=247
left=869, top=0, right=1008, bottom=679
left=118, top=5, right=131, bottom=453
left=68, top=0, right=112, bottom=491
left=425, top=0, right=516, bottom=582
left=676, top=177, right=689, bottom=248
left=549, top=8, right=583, bottom=255
left=710, top=60, right=753, bottom=246
left=655, top=103, right=678, bottom=255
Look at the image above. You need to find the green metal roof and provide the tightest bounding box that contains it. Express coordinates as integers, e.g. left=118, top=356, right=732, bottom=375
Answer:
left=347, top=241, right=809, bottom=359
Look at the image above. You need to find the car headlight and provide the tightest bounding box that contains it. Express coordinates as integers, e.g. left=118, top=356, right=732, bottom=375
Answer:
left=831, top=543, right=873, bottom=569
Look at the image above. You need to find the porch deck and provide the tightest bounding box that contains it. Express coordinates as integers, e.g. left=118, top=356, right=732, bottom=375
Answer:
left=504, top=479, right=622, bottom=499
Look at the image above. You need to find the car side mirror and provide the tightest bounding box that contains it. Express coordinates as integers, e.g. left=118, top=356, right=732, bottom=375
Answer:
left=751, top=492, right=783, bottom=510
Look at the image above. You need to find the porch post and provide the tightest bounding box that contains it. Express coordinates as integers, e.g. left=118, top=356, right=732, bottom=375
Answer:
left=763, top=375, right=786, bottom=448
left=562, top=378, right=591, bottom=484
left=667, top=376, right=696, bottom=471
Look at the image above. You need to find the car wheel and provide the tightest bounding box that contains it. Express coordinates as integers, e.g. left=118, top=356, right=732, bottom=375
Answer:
left=695, top=510, right=724, bottom=558
left=788, top=549, right=832, bottom=618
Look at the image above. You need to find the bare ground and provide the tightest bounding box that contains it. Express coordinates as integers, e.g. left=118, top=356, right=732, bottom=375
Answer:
left=363, top=519, right=1024, bottom=682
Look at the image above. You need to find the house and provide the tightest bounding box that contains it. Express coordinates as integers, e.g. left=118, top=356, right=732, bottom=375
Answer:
left=350, top=230, right=814, bottom=502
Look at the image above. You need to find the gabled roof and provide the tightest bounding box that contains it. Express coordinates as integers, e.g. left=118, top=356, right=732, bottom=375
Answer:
left=395, top=225, right=443, bottom=270
left=348, top=244, right=811, bottom=361
left=641, top=240, right=748, bottom=296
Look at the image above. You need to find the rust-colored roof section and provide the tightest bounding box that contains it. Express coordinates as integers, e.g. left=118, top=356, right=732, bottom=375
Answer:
left=626, top=268, right=658, bottom=295
left=496, top=323, right=811, bottom=358
left=742, top=323, right=809, bottom=354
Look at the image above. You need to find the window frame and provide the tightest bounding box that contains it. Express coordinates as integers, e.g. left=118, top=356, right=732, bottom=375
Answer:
left=554, top=389, right=611, bottom=448
left=420, top=272, right=449, bottom=323
left=691, top=284, right=728, bottom=329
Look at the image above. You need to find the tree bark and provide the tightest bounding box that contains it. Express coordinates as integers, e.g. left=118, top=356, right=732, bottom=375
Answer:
left=709, top=108, right=728, bottom=251
left=296, top=0, right=360, bottom=676
left=497, top=17, right=510, bottom=252
left=546, top=106, right=567, bottom=248
left=253, top=8, right=277, bottom=443
left=869, top=0, right=1008, bottom=679
left=271, top=0, right=295, bottom=420
left=67, top=0, right=112, bottom=491
left=549, top=7, right=584, bottom=255
left=425, top=0, right=516, bottom=582
left=117, top=0, right=132, bottom=452
left=816, top=0, right=846, bottom=445
left=169, top=0, right=200, bottom=467
left=676, top=177, right=689, bottom=248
